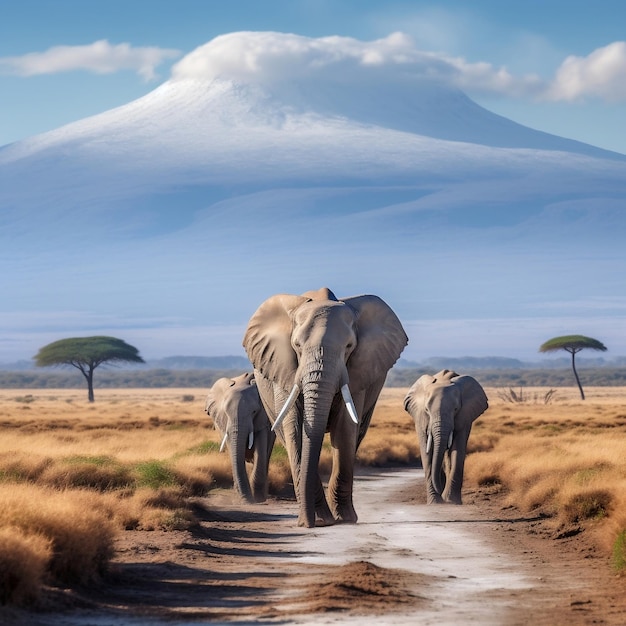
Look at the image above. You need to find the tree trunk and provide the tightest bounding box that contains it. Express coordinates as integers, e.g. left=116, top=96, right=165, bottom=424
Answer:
left=80, top=365, right=96, bottom=403
left=570, top=349, right=585, bottom=400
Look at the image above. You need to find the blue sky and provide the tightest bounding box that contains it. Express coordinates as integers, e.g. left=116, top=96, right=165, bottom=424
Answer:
left=1, top=0, right=626, bottom=154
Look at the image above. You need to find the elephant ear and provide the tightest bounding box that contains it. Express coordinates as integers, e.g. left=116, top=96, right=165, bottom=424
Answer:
left=403, top=374, right=433, bottom=417
left=243, top=293, right=309, bottom=389
left=454, top=375, right=489, bottom=424
left=343, top=295, right=408, bottom=391
left=204, top=377, right=232, bottom=433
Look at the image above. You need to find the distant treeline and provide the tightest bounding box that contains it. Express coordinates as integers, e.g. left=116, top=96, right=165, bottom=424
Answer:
left=387, top=367, right=626, bottom=388
left=1, top=366, right=626, bottom=389
left=0, top=369, right=242, bottom=390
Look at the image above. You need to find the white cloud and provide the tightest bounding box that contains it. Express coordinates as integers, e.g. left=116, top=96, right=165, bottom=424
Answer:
left=170, top=31, right=544, bottom=99
left=547, top=42, right=626, bottom=102
left=3, top=32, right=626, bottom=103
left=0, top=40, right=181, bottom=80
left=171, top=31, right=626, bottom=104
left=171, top=31, right=420, bottom=83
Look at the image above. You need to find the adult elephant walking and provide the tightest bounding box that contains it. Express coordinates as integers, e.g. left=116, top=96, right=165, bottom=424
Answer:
left=404, top=370, right=488, bottom=504
left=243, top=287, right=408, bottom=528
left=205, top=372, right=275, bottom=503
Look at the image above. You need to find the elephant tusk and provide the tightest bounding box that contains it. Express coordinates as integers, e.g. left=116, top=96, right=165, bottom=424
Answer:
left=272, top=383, right=300, bottom=432
left=219, top=432, right=228, bottom=453
left=447, top=431, right=454, bottom=449
left=248, top=432, right=254, bottom=449
left=341, top=384, right=359, bottom=424
left=426, top=432, right=433, bottom=454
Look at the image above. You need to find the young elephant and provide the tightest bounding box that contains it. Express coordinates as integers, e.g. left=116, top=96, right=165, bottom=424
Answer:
left=205, top=372, right=275, bottom=503
left=404, top=369, right=488, bottom=504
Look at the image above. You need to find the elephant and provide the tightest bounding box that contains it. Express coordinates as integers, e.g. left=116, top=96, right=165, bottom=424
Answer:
left=403, top=369, right=488, bottom=505
left=204, top=372, right=275, bottom=503
left=243, top=287, right=408, bottom=528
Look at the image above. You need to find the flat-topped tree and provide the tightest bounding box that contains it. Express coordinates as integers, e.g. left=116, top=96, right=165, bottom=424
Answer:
left=539, top=335, right=607, bottom=400
left=34, top=336, right=144, bottom=402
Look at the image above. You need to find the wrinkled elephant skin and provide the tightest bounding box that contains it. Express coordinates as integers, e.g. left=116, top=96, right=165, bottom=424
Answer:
left=404, top=369, right=488, bottom=504
left=205, top=372, right=275, bottom=503
left=243, top=287, right=408, bottom=528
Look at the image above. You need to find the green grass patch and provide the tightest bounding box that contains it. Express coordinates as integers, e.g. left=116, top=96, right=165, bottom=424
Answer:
left=64, top=455, right=116, bottom=467
left=612, top=530, right=626, bottom=572
left=270, top=443, right=289, bottom=462
left=133, top=461, right=178, bottom=489
left=184, top=440, right=221, bottom=455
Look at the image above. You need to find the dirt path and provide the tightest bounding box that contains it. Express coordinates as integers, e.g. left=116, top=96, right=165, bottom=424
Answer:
left=11, top=467, right=626, bottom=625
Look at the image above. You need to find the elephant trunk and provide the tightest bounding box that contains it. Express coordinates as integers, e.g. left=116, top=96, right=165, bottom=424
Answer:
left=430, top=416, right=453, bottom=496
left=230, top=423, right=254, bottom=504
left=299, top=349, right=343, bottom=528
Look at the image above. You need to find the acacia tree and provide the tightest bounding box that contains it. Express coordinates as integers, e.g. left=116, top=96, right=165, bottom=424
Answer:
left=539, top=335, right=607, bottom=400
left=34, top=336, right=144, bottom=402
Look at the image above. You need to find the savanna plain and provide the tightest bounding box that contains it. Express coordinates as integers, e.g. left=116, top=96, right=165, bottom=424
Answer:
left=1, top=385, right=625, bottom=624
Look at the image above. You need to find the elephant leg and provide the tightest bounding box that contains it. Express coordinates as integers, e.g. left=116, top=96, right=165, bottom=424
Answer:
left=278, top=410, right=333, bottom=526
left=418, top=429, right=444, bottom=504
left=313, top=480, right=335, bottom=526
left=250, top=427, right=269, bottom=503
left=327, top=408, right=359, bottom=523
left=423, top=455, right=445, bottom=504
left=442, top=434, right=469, bottom=504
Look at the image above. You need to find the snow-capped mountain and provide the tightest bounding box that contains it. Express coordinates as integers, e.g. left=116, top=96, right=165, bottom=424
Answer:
left=1, top=31, right=625, bottom=362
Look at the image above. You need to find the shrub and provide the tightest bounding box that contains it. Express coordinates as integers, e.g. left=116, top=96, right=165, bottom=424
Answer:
left=41, top=456, right=132, bottom=491
left=0, top=527, right=51, bottom=605
left=0, top=485, right=116, bottom=586
left=561, top=489, right=612, bottom=524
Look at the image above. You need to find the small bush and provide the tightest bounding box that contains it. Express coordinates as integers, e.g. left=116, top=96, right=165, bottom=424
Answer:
left=14, top=395, right=35, bottom=404
left=562, top=490, right=612, bottom=524
left=0, top=485, right=116, bottom=587
left=0, top=453, right=52, bottom=483
left=0, top=527, right=51, bottom=605
left=496, top=387, right=557, bottom=404
left=41, top=457, right=132, bottom=491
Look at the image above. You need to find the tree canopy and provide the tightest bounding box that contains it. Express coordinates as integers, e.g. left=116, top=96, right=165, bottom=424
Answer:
left=34, top=336, right=144, bottom=402
left=539, top=335, right=607, bottom=400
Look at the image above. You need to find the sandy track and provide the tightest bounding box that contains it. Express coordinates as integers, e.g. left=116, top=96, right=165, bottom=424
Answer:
left=8, top=466, right=626, bottom=626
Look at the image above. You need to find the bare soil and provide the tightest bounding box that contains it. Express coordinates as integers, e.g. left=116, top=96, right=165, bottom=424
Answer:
left=5, top=467, right=626, bottom=626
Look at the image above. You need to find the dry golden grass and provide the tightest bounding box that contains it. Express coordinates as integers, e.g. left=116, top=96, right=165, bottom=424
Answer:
left=0, top=483, right=115, bottom=604
left=2, top=384, right=626, bottom=605
left=467, top=386, right=626, bottom=571
left=358, top=389, right=420, bottom=466
left=0, top=388, right=294, bottom=605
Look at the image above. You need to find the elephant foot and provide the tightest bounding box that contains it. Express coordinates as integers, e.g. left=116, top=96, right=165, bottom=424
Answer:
left=297, top=513, right=336, bottom=528
left=427, top=494, right=445, bottom=505
left=332, top=504, right=358, bottom=524
left=252, top=491, right=267, bottom=503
